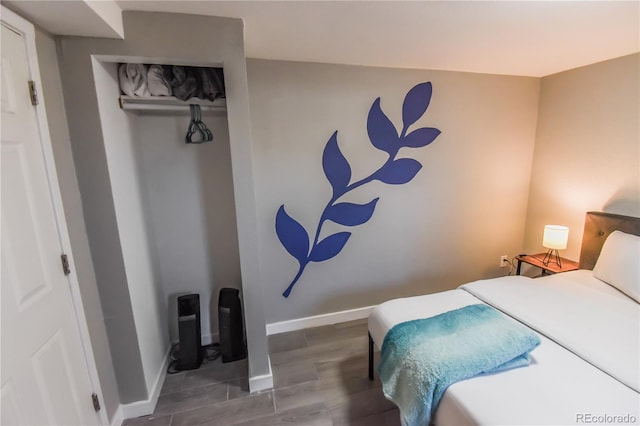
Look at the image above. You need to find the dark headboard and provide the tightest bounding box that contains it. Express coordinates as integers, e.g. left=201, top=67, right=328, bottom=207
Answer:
left=579, top=211, right=640, bottom=270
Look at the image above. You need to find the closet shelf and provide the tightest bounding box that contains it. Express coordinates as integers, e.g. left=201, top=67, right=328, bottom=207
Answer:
left=118, top=95, right=227, bottom=113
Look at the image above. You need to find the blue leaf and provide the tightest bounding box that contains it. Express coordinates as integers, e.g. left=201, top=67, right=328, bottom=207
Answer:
left=375, top=158, right=423, bottom=185
left=367, top=98, right=398, bottom=154
left=275, top=206, right=309, bottom=264
left=322, top=131, right=351, bottom=197
left=402, top=127, right=441, bottom=148
left=309, top=232, right=351, bottom=262
left=325, top=198, right=380, bottom=226
left=402, top=82, right=433, bottom=130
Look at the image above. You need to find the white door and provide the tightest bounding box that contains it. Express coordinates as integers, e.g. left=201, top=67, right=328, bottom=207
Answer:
left=1, top=10, right=102, bottom=426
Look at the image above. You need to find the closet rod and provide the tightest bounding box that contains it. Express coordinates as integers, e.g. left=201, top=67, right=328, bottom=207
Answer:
left=118, top=95, right=227, bottom=113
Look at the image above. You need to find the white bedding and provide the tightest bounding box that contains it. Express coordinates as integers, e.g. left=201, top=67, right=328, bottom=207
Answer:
left=368, top=289, right=479, bottom=348
left=368, top=271, right=640, bottom=425
left=461, top=271, right=640, bottom=392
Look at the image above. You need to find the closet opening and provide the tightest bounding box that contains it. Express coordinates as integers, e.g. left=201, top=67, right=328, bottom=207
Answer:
left=93, top=57, right=245, bottom=372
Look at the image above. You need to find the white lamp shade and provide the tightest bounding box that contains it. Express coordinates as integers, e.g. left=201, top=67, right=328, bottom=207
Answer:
left=543, top=225, right=569, bottom=250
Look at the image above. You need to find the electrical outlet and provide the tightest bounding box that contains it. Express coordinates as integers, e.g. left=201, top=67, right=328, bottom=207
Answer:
left=500, top=255, right=509, bottom=268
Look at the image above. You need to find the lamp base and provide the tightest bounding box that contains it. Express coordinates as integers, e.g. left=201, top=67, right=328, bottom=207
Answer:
left=542, top=249, right=562, bottom=268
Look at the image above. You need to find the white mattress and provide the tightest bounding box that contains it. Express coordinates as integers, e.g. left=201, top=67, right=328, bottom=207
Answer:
left=368, top=289, right=479, bottom=349
left=368, top=271, right=640, bottom=425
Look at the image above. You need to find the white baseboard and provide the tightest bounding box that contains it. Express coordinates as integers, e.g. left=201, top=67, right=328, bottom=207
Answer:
left=118, top=344, right=171, bottom=421
left=266, top=305, right=377, bottom=335
left=248, top=356, right=273, bottom=393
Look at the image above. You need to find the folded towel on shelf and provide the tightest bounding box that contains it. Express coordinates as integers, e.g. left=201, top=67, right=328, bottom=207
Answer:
left=194, top=67, right=225, bottom=101
left=147, top=65, right=172, bottom=96
left=378, top=304, right=540, bottom=426
left=167, top=66, right=197, bottom=101
left=211, top=68, right=226, bottom=98
left=118, top=63, right=150, bottom=97
left=120, top=64, right=225, bottom=101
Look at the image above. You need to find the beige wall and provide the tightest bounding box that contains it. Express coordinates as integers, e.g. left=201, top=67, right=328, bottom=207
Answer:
left=524, top=54, right=640, bottom=261
left=34, top=30, right=121, bottom=422
left=247, top=59, right=540, bottom=323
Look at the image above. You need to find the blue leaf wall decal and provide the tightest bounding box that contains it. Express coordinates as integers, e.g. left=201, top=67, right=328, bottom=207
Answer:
left=367, top=98, right=398, bottom=154
left=309, top=232, right=351, bottom=262
left=277, top=82, right=441, bottom=298
left=402, top=82, right=433, bottom=130
left=325, top=198, right=380, bottom=226
left=375, top=158, right=423, bottom=185
left=275, top=205, right=310, bottom=265
left=322, top=131, right=351, bottom=197
left=402, top=127, right=441, bottom=148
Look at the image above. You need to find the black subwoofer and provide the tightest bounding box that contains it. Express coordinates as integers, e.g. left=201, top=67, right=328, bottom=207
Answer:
left=218, top=288, right=246, bottom=363
left=177, top=294, right=203, bottom=370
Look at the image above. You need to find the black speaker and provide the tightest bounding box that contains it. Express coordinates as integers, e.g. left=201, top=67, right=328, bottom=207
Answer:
left=218, top=288, right=246, bottom=363
left=177, top=294, right=203, bottom=370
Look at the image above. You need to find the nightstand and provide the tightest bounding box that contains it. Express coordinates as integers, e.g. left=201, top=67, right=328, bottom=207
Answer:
left=515, top=254, right=579, bottom=276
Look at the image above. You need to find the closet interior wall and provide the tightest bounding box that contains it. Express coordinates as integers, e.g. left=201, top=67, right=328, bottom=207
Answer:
left=97, top=59, right=242, bottom=364
left=130, top=89, right=242, bottom=344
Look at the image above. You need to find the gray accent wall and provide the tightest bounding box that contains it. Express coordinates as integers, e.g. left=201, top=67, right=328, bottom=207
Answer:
left=246, top=59, right=541, bottom=324
left=57, top=11, right=269, bottom=401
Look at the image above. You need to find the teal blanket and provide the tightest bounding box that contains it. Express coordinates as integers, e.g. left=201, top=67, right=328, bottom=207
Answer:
left=378, top=304, right=540, bottom=426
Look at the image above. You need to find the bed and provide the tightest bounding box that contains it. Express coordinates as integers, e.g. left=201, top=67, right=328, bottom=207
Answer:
left=368, top=211, right=640, bottom=425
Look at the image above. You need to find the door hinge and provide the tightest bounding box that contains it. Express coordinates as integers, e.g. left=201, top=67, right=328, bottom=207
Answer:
left=61, top=254, right=71, bottom=275
left=91, top=393, right=101, bottom=412
left=28, top=80, right=38, bottom=106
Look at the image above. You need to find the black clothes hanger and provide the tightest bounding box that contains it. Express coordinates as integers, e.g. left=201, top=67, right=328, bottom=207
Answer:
left=185, top=104, right=213, bottom=144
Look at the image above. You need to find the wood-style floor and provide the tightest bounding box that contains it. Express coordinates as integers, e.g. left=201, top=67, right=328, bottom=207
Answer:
left=123, top=319, right=400, bottom=426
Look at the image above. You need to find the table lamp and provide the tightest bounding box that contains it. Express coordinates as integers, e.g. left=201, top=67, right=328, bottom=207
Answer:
left=542, top=225, right=569, bottom=267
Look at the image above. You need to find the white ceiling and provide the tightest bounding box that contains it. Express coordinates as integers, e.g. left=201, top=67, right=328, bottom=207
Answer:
left=7, top=1, right=640, bottom=77
left=115, top=0, right=640, bottom=77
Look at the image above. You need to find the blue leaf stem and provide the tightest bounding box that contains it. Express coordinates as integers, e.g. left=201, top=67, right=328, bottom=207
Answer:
left=283, top=262, right=307, bottom=298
